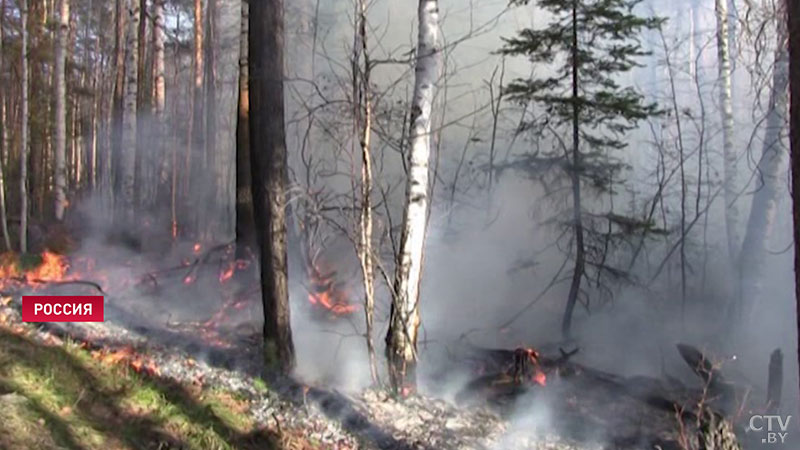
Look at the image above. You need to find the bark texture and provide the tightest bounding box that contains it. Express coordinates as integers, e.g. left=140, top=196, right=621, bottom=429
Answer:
left=20, top=0, right=29, bottom=252
left=119, top=0, right=140, bottom=225
left=236, top=0, right=253, bottom=254
left=386, top=0, right=441, bottom=394
left=249, top=0, right=295, bottom=373
left=54, top=0, right=69, bottom=221
left=716, top=0, right=738, bottom=261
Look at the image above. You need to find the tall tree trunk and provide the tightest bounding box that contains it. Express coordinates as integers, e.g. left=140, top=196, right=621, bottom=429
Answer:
left=112, top=0, right=126, bottom=204
left=208, top=0, right=239, bottom=243
left=134, top=0, right=150, bottom=211
left=235, top=0, right=253, bottom=255
left=249, top=0, right=295, bottom=373
left=385, top=0, right=441, bottom=395
left=786, top=0, right=800, bottom=421
left=20, top=0, right=29, bottom=253
left=562, top=0, right=585, bottom=339
left=716, top=0, right=738, bottom=262
left=201, top=0, right=216, bottom=240
left=737, top=7, right=789, bottom=326
left=354, top=0, right=378, bottom=385
left=118, top=0, right=140, bottom=225
left=153, top=0, right=167, bottom=209
left=187, top=0, right=204, bottom=231
left=54, top=0, right=69, bottom=221
left=0, top=0, right=10, bottom=250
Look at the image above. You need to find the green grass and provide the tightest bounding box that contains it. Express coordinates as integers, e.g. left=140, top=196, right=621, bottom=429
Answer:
left=0, top=326, right=312, bottom=450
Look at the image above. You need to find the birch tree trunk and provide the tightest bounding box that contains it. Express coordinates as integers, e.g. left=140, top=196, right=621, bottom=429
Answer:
left=20, top=0, right=29, bottom=253
left=249, top=0, right=295, bottom=373
left=54, top=0, right=69, bottom=221
left=209, top=0, right=240, bottom=242
left=385, top=0, right=441, bottom=395
left=716, top=0, right=739, bottom=261
left=112, top=0, right=126, bottom=205
left=118, top=0, right=140, bottom=224
left=738, top=6, right=789, bottom=325
left=0, top=0, right=10, bottom=250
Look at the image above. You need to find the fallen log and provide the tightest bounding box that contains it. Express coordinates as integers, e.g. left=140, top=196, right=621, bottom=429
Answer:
left=676, top=343, right=740, bottom=416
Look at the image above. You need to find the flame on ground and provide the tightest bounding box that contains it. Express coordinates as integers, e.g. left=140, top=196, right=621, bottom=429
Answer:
left=0, top=251, right=70, bottom=290
left=307, top=267, right=358, bottom=316
left=91, top=346, right=160, bottom=376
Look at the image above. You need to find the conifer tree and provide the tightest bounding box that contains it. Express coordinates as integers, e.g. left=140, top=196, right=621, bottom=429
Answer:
left=500, top=0, right=662, bottom=338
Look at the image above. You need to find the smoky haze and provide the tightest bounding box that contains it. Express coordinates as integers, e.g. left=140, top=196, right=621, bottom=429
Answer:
left=31, top=0, right=798, bottom=446
left=277, top=0, right=799, bottom=440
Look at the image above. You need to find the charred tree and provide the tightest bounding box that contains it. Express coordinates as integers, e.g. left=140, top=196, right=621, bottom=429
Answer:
left=385, top=0, right=441, bottom=395
left=249, top=0, right=295, bottom=373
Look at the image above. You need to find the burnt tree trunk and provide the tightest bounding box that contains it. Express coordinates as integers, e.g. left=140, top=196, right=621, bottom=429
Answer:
left=249, top=0, right=295, bottom=373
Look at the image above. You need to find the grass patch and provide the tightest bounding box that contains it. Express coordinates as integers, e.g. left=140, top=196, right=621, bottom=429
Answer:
left=0, top=326, right=307, bottom=450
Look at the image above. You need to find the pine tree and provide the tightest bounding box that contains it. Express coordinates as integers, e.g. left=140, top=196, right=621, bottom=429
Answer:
left=499, top=0, right=662, bottom=338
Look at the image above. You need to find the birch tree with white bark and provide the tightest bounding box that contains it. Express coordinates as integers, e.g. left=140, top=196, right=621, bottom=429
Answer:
left=54, top=0, right=70, bottom=221
left=716, top=0, right=738, bottom=261
left=119, top=0, right=140, bottom=224
left=385, top=0, right=441, bottom=395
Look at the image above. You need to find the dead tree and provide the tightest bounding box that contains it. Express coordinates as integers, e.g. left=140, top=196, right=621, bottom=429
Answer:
left=249, top=0, right=295, bottom=373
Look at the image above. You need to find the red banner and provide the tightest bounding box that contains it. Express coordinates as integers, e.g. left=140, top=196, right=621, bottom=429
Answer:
left=22, top=296, right=104, bottom=322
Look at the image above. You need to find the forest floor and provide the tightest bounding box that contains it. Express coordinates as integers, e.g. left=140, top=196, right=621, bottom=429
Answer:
left=0, top=323, right=317, bottom=450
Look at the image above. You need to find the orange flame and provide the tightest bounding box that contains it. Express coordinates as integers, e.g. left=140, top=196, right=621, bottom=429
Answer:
left=0, top=251, right=70, bottom=290
left=306, top=261, right=358, bottom=316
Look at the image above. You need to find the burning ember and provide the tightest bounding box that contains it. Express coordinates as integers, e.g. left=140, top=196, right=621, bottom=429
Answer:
left=516, top=347, right=547, bottom=386
left=307, top=266, right=358, bottom=316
